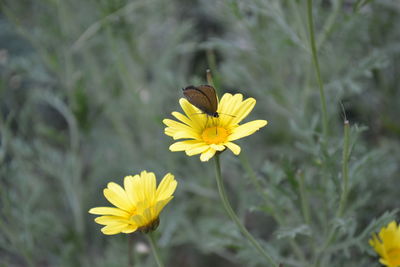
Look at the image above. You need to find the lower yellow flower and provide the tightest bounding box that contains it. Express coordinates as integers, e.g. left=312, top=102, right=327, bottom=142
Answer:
left=370, top=221, right=400, bottom=267
left=163, top=93, right=267, bottom=161
left=89, top=171, right=177, bottom=235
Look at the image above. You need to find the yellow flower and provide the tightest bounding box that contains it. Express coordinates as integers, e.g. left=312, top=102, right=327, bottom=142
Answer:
left=89, top=171, right=177, bottom=235
left=163, top=93, right=267, bottom=162
left=370, top=221, right=400, bottom=267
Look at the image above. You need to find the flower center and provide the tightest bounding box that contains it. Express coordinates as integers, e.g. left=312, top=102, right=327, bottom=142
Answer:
left=388, top=248, right=400, bottom=265
left=201, top=126, right=229, bottom=144
left=129, top=207, right=137, bottom=216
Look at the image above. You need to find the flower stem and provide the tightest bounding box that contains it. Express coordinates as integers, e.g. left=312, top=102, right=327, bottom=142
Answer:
left=307, top=0, right=329, bottom=141
left=214, top=155, right=278, bottom=267
left=313, top=120, right=351, bottom=267
left=337, top=120, right=350, bottom=217
left=147, top=232, right=165, bottom=267
left=206, top=50, right=221, bottom=95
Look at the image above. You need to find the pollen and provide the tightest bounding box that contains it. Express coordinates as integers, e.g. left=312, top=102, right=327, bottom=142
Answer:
left=202, top=126, right=229, bottom=144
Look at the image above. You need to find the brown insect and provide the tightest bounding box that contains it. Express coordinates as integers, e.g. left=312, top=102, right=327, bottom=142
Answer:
left=182, top=85, right=219, bottom=118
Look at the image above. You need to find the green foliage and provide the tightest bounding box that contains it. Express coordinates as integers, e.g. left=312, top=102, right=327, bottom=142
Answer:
left=1, top=0, right=399, bottom=266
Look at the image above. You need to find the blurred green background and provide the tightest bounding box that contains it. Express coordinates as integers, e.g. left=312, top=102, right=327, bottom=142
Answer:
left=1, top=0, right=399, bottom=266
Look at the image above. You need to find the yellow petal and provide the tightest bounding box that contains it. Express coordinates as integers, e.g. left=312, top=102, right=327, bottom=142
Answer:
left=89, top=207, right=130, bottom=217
left=225, top=142, right=241, bottom=155
left=163, top=119, right=196, bottom=136
left=200, top=148, right=216, bottom=161
left=228, top=120, right=268, bottom=141
left=171, top=111, right=199, bottom=129
left=179, top=98, right=207, bottom=128
left=141, top=171, right=156, bottom=203
left=130, top=174, right=147, bottom=204
left=172, top=130, right=201, bottom=140
left=131, top=214, right=148, bottom=227
left=95, top=215, right=130, bottom=225
left=218, top=93, right=233, bottom=107
left=217, top=94, right=238, bottom=126
left=221, top=94, right=243, bottom=119
left=121, top=225, right=138, bottom=234
left=101, top=223, right=129, bottom=235
left=230, top=98, right=256, bottom=125
left=164, top=127, right=176, bottom=137
left=140, top=200, right=171, bottom=224
left=124, top=175, right=138, bottom=205
left=379, top=259, right=389, bottom=266
left=169, top=140, right=202, bottom=151
left=153, top=197, right=174, bottom=215
left=380, top=222, right=397, bottom=246
left=171, top=111, right=191, bottom=124
left=107, top=182, right=130, bottom=204
left=210, top=144, right=225, bottom=151
left=142, top=207, right=154, bottom=223
left=370, top=236, right=385, bottom=257
left=103, top=188, right=132, bottom=212
left=186, top=144, right=209, bottom=156
left=156, top=174, right=177, bottom=200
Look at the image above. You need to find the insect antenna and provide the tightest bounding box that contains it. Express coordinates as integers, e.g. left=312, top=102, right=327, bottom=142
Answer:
left=219, top=112, right=236, bottom=118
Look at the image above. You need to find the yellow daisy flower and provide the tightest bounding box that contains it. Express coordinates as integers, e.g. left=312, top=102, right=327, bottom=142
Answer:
left=89, top=171, right=177, bottom=235
left=370, top=221, right=400, bottom=267
left=163, top=93, right=268, bottom=162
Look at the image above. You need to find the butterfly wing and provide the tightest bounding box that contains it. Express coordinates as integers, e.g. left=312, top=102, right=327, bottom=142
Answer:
left=183, top=85, right=218, bottom=116
left=197, top=85, right=218, bottom=113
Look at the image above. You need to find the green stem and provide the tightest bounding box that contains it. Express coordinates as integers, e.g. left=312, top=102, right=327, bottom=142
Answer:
left=307, top=0, right=329, bottom=142
left=206, top=49, right=221, bottom=95
left=214, top=155, right=278, bottom=267
left=337, top=120, right=350, bottom=217
left=147, top=232, right=165, bottom=267
left=313, top=121, right=351, bottom=267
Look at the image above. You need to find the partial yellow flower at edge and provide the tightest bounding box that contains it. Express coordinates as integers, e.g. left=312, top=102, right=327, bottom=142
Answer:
left=163, top=93, right=268, bottom=162
left=89, top=171, right=177, bottom=235
left=369, top=220, right=400, bottom=267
